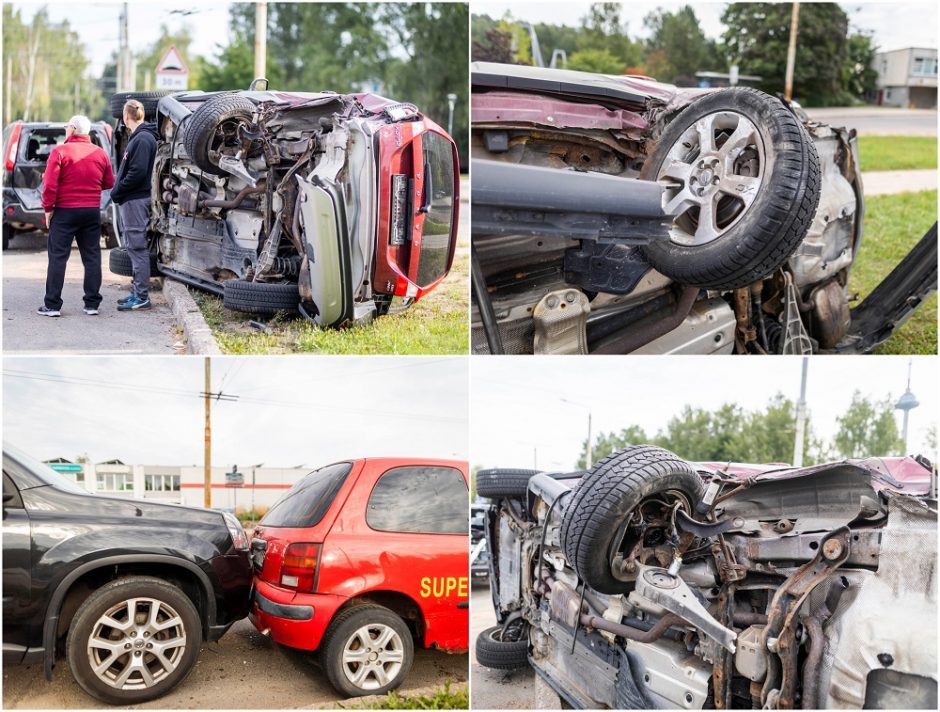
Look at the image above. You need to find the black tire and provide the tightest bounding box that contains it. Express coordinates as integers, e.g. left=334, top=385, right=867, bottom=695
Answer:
left=476, top=468, right=542, bottom=499
left=110, top=91, right=173, bottom=120
left=65, top=576, right=202, bottom=705
left=559, top=446, right=704, bottom=594
left=183, top=94, right=256, bottom=175
left=223, top=279, right=299, bottom=315
left=109, top=247, right=158, bottom=277
left=320, top=604, right=414, bottom=698
left=639, top=88, right=821, bottom=290
left=475, top=625, right=529, bottom=670
left=102, top=226, right=118, bottom=249
left=2, top=224, right=12, bottom=250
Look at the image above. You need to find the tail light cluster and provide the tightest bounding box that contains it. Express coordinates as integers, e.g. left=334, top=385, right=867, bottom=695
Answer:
left=280, top=542, right=321, bottom=593
left=5, top=122, right=22, bottom=172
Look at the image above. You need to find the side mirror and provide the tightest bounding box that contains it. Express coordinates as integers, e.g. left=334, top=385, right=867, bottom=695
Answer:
left=249, top=77, right=269, bottom=91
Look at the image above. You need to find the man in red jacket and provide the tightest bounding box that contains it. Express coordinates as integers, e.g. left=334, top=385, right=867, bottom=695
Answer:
left=38, top=115, right=115, bottom=316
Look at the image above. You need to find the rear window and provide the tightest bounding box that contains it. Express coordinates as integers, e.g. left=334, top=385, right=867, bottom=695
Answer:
left=367, top=465, right=467, bottom=535
left=415, top=132, right=455, bottom=287
left=260, top=462, right=352, bottom=528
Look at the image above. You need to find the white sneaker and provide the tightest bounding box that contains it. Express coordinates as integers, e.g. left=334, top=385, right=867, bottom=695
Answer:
left=83, top=307, right=99, bottom=315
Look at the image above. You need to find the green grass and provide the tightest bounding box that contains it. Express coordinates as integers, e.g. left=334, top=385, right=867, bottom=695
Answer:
left=848, top=189, right=937, bottom=354
left=857, top=136, right=937, bottom=172
left=194, top=251, right=469, bottom=354
left=343, top=683, right=468, bottom=710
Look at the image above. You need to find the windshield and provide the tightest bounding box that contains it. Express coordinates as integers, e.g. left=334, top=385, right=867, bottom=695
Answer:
left=3, top=442, right=90, bottom=494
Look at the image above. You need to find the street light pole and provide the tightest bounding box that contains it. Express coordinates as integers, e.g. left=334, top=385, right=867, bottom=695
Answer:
left=784, top=2, right=800, bottom=101
left=792, top=356, right=808, bottom=466
left=254, top=1, right=268, bottom=80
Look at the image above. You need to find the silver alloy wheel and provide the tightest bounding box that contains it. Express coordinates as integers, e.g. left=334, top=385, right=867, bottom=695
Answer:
left=86, top=597, right=187, bottom=690
left=656, top=110, right=766, bottom=246
left=340, top=623, right=405, bottom=691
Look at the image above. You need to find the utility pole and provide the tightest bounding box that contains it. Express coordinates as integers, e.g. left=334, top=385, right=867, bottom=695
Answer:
left=586, top=412, right=593, bottom=469
left=793, top=356, right=808, bottom=466
left=22, top=19, right=41, bottom=121
left=254, top=1, right=268, bottom=80
left=117, top=3, right=134, bottom=92
left=784, top=2, right=800, bottom=101
left=204, top=357, right=212, bottom=509
left=5, top=60, right=12, bottom=127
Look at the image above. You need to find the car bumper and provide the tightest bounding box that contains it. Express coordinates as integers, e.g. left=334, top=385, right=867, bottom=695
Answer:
left=2, top=199, right=46, bottom=231
left=248, top=579, right=346, bottom=651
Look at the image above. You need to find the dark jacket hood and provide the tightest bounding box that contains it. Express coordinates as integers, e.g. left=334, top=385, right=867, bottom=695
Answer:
left=134, top=122, right=160, bottom=142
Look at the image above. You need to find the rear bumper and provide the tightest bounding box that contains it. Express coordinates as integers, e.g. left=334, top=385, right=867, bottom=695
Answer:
left=248, top=579, right=346, bottom=651
left=2, top=195, right=45, bottom=231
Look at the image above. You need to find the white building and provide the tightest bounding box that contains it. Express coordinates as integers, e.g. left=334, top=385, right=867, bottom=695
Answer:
left=45, top=458, right=312, bottom=512
left=873, top=47, right=938, bottom=109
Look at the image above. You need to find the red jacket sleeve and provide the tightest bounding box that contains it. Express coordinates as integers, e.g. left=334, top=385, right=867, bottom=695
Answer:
left=41, top=147, right=62, bottom=212
left=100, top=149, right=115, bottom=191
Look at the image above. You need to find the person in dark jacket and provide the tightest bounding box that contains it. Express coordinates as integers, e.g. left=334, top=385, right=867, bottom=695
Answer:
left=39, top=115, right=115, bottom=317
left=110, top=99, right=159, bottom=311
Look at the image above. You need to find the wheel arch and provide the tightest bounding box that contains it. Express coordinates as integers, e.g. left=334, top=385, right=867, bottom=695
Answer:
left=333, top=590, right=427, bottom=641
left=42, top=554, right=217, bottom=681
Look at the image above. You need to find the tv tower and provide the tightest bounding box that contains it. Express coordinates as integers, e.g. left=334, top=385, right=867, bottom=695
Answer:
left=895, top=359, right=919, bottom=453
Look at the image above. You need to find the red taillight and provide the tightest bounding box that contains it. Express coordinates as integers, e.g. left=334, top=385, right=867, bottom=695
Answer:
left=280, top=542, right=320, bottom=593
left=5, top=122, right=22, bottom=172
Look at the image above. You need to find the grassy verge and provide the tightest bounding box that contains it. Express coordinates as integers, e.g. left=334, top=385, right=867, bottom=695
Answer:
left=857, top=135, right=937, bottom=172
left=339, top=683, right=468, bottom=710
left=849, top=189, right=937, bottom=354
left=194, top=250, right=468, bottom=354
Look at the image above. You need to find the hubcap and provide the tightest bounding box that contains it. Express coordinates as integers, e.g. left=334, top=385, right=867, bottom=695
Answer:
left=340, top=623, right=405, bottom=691
left=657, top=110, right=766, bottom=246
left=86, top=597, right=187, bottom=690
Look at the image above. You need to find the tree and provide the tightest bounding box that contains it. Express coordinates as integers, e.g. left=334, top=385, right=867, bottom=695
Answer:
left=843, top=31, right=879, bottom=99
left=834, top=392, right=904, bottom=458
left=568, top=48, right=627, bottom=74
left=643, top=6, right=723, bottom=84
left=576, top=3, right=642, bottom=70
left=721, top=2, right=850, bottom=106
left=578, top=425, right=648, bottom=469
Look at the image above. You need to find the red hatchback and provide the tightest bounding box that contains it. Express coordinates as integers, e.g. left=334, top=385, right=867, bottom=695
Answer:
left=249, top=458, right=469, bottom=697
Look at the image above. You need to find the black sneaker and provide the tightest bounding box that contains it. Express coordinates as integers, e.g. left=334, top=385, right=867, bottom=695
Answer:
left=37, top=306, right=61, bottom=317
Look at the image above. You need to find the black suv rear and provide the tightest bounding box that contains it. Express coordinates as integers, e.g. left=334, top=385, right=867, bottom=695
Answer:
left=2, top=444, right=252, bottom=704
left=2, top=121, right=115, bottom=250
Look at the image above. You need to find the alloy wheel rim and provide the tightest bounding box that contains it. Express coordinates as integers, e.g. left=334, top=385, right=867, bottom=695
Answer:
left=87, top=597, right=187, bottom=690
left=340, top=623, right=405, bottom=691
left=656, top=110, right=766, bottom=247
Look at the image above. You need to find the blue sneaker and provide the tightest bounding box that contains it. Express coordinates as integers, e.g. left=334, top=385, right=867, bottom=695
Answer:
left=117, top=291, right=136, bottom=305
left=117, top=294, right=151, bottom=311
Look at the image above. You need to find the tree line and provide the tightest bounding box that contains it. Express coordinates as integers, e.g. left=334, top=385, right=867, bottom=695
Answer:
left=4, top=3, right=468, bottom=164
left=472, top=2, right=880, bottom=106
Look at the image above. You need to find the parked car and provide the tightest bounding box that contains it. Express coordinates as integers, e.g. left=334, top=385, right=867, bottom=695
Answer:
left=471, top=502, right=490, bottom=585
left=249, top=457, right=469, bottom=697
left=476, top=446, right=937, bottom=709
left=470, top=63, right=937, bottom=354
left=106, top=84, right=460, bottom=326
left=2, top=120, right=116, bottom=250
left=2, top=444, right=252, bottom=705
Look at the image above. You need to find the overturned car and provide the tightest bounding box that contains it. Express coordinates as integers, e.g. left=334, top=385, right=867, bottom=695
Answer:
left=470, top=63, right=937, bottom=354
left=476, top=446, right=937, bottom=709
left=109, top=84, right=459, bottom=326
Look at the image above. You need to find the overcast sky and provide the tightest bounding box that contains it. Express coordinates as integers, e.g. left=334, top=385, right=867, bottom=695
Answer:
left=3, top=357, right=468, bottom=467
left=471, top=356, right=937, bottom=471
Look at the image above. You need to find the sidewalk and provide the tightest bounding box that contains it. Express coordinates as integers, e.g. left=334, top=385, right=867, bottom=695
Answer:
left=861, top=169, right=937, bottom=196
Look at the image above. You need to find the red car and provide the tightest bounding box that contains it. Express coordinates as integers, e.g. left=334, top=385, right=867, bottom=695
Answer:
left=249, top=458, right=469, bottom=697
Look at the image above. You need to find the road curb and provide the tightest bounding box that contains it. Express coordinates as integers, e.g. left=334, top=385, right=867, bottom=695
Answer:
left=162, top=279, right=222, bottom=355
left=318, top=681, right=469, bottom=709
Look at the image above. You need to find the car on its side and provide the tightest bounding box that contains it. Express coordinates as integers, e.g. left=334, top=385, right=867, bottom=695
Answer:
left=2, top=120, right=115, bottom=250
left=470, top=63, right=937, bottom=355
left=249, top=457, right=469, bottom=697
left=2, top=444, right=252, bottom=705
left=106, top=84, right=460, bottom=326
left=476, top=446, right=937, bottom=709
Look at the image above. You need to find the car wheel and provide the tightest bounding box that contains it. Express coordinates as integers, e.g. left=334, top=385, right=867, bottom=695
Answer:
left=476, top=468, right=542, bottom=499
left=102, top=226, right=118, bottom=250
left=65, top=576, right=202, bottom=705
left=321, top=604, right=414, bottom=698
left=183, top=95, right=257, bottom=176
left=3, top=224, right=12, bottom=250
left=109, top=91, right=173, bottom=120
left=559, top=446, right=704, bottom=594
left=475, top=624, right=529, bottom=670
left=639, top=87, right=821, bottom=290
left=109, top=247, right=159, bottom=277
left=223, top=279, right=299, bottom=315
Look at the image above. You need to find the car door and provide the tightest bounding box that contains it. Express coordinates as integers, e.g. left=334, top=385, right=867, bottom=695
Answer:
left=2, top=472, right=32, bottom=663
left=358, top=461, right=469, bottom=650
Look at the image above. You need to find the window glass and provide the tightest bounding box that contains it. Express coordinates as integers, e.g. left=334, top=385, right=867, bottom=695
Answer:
left=367, top=466, right=467, bottom=535
left=97, top=472, right=133, bottom=492
left=416, top=132, right=455, bottom=287
left=3, top=473, right=23, bottom=508
left=260, top=462, right=352, bottom=528
left=145, top=474, right=180, bottom=492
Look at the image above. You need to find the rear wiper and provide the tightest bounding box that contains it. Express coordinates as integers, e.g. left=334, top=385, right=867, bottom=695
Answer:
left=418, top=155, right=432, bottom=214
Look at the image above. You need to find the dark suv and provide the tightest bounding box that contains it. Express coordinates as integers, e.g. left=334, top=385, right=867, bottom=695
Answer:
left=2, top=444, right=252, bottom=704
left=2, top=120, right=115, bottom=250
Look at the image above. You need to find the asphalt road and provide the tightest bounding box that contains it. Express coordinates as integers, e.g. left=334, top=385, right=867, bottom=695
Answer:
left=470, top=585, right=535, bottom=709
left=804, top=106, right=937, bottom=136
left=2, top=619, right=468, bottom=709
left=3, top=231, right=180, bottom=354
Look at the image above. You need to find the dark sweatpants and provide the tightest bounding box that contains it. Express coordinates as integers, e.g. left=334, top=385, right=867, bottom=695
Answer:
left=44, top=207, right=102, bottom=311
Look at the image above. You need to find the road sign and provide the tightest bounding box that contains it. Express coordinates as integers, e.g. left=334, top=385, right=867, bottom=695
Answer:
left=225, top=468, right=244, bottom=488
left=156, top=45, right=189, bottom=91
left=49, top=463, right=83, bottom=473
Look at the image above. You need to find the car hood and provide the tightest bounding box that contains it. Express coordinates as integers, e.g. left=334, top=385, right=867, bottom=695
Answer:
left=60, top=488, right=226, bottom=527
